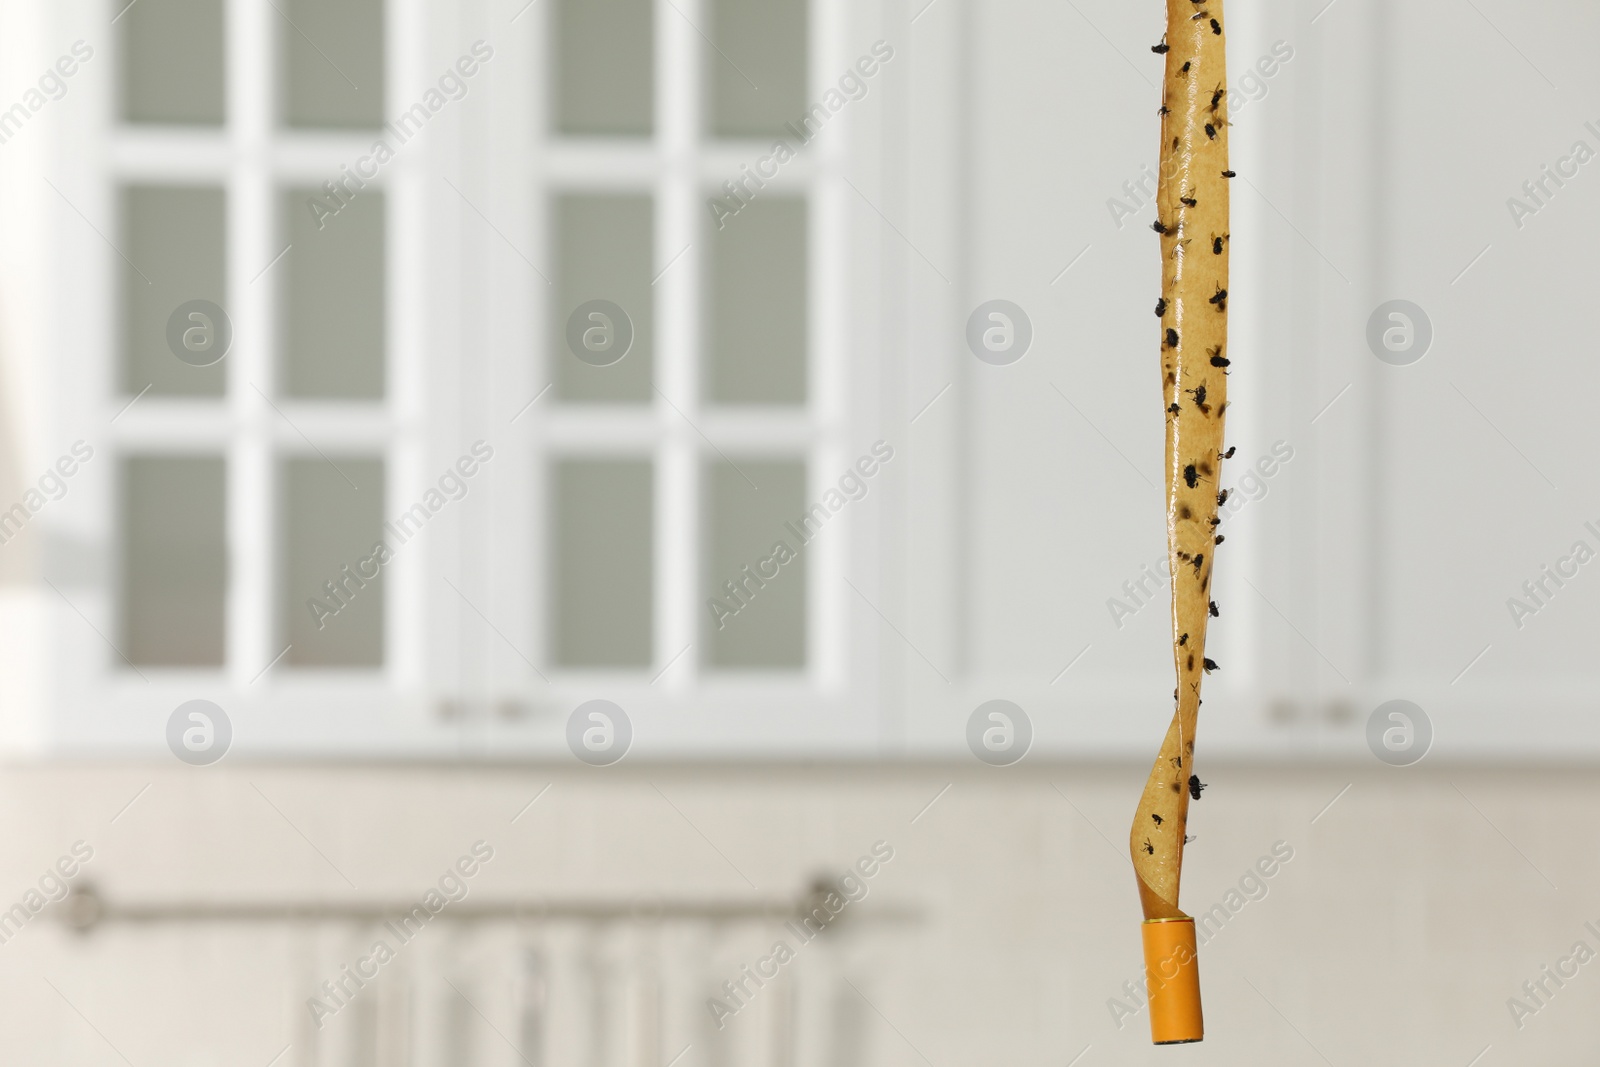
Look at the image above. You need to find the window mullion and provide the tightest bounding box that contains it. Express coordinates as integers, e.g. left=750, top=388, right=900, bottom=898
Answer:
left=655, top=0, right=703, bottom=691
left=225, top=0, right=279, bottom=686
left=809, top=0, right=847, bottom=694
left=388, top=0, right=435, bottom=698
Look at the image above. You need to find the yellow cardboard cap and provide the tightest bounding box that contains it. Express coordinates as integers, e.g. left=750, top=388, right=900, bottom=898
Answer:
left=1142, top=917, right=1204, bottom=1044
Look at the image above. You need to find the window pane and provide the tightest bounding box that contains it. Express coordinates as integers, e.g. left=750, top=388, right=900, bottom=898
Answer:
left=708, top=0, right=807, bottom=138
left=550, top=459, right=653, bottom=667
left=554, top=0, right=653, bottom=136
left=283, top=457, right=385, bottom=667
left=120, top=0, right=226, bottom=124
left=122, top=186, right=228, bottom=398
left=282, top=188, right=385, bottom=399
left=122, top=455, right=226, bottom=666
left=553, top=195, right=653, bottom=403
left=283, top=0, right=384, bottom=128
left=705, top=196, right=806, bottom=405
left=704, top=459, right=805, bottom=669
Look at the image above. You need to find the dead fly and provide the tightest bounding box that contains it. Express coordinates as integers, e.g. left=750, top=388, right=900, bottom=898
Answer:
left=1166, top=328, right=1180, bottom=349
left=1188, top=383, right=1208, bottom=407
left=1213, top=236, right=1225, bottom=254
left=1168, top=402, right=1182, bottom=415
left=1214, top=534, right=1225, bottom=546
left=1155, top=297, right=1168, bottom=316
left=1189, top=775, right=1207, bottom=800
left=1217, top=489, right=1230, bottom=506
left=1180, top=193, right=1198, bottom=207
left=1209, top=599, right=1219, bottom=617
left=1143, top=839, right=1156, bottom=855
left=1222, top=446, right=1236, bottom=459
left=1210, top=18, right=1222, bottom=33
left=1151, top=219, right=1170, bottom=235
left=1180, top=60, right=1192, bottom=74
left=1209, top=287, right=1228, bottom=311
left=1152, top=38, right=1170, bottom=54
left=1184, top=834, right=1197, bottom=844
left=1221, top=169, right=1236, bottom=178
left=1192, top=553, right=1205, bottom=574
left=1203, top=657, right=1219, bottom=673
left=1152, top=813, right=1165, bottom=826
left=1210, top=349, right=1230, bottom=368
left=1178, top=633, right=1189, bottom=646
left=1210, top=87, right=1225, bottom=110
left=1183, top=463, right=1199, bottom=488
left=1205, top=123, right=1217, bottom=139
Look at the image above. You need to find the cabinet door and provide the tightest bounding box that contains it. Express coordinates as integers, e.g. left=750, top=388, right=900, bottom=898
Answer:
left=1331, top=0, right=1600, bottom=755
left=893, top=0, right=1313, bottom=758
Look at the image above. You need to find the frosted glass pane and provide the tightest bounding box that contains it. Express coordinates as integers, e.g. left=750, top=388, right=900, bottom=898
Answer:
left=553, top=195, right=653, bottom=403
left=554, top=0, right=653, bottom=136
left=705, top=196, right=806, bottom=405
left=283, top=457, right=385, bottom=667
left=122, top=186, right=227, bottom=397
left=122, top=456, right=226, bottom=667
left=120, top=0, right=226, bottom=124
left=282, top=188, right=385, bottom=398
left=709, top=0, right=807, bottom=138
left=283, top=0, right=384, bottom=128
left=704, top=459, right=805, bottom=669
left=550, top=460, right=653, bottom=667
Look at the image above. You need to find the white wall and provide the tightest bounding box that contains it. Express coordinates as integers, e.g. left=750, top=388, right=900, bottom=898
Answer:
left=0, top=761, right=1595, bottom=1064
